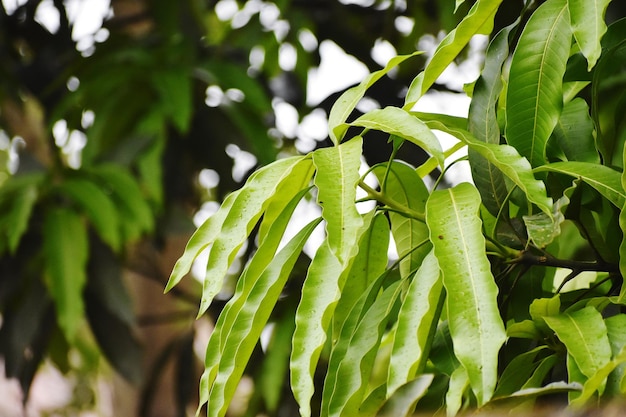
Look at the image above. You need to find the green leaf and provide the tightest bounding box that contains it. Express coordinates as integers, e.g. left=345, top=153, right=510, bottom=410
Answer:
left=387, top=250, right=444, bottom=395
left=376, top=374, right=434, bottom=417
left=351, top=107, right=444, bottom=167
left=605, top=315, right=626, bottom=395
left=0, top=173, right=42, bottom=254
left=426, top=183, right=506, bottom=405
left=200, top=219, right=320, bottom=417
left=86, top=164, right=154, bottom=241
left=328, top=53, right=423, bottom=144
left=57, top=177, right=121, bottom=252
left=333, top=212, right=390, bottom=337
left=446, top=366, right=470, bottom=417
left=544, top=307, right=612, bottom=383
left=323, top=282, right=402, bottom=417
left=43, top=207, right=89, bottom=342
left=549, top=98, right=600, bottom=163
left=570, top=347, right=626, bottom=407
left=422, top=120, right=553, bottom=215
left=534, top=161, right=625, bottom=208
left=568, top=0, right=611, bottom=70
left=505, top=0, right=571, bottom=167
left=522, top=195, right=568, bottom=248
left=404, top=0, right=503, bottom=107
left=468, top=22, right=517, bottom=216
left=199, top=156, right=308, bottom=314
left=372, top=161, right=430, bottom=278
left=312, top=137, right=364, bottom=264
left=620, top=145, right=626, bottom=302
left=152, top=68, right=192, bottom=132
left=494, top=346, right=549, bottom=398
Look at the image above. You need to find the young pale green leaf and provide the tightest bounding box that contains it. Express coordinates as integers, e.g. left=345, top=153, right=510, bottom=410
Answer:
left=324, top=281, right=402, bottom=417
left=0, top=173, right=42, bottom=254
left=568, top=0, right=611, bottom=70
left=333, top=212, right=389, bottom=337
left=544, top=307, right=612, bottom=383
left=258, top=158, right=315, bottom=242
left=570, top=347, right=626, bottom=407
left=468, top=22, right=516, bottom=216
left=328, top=53, right=422, bottom=144
left=312, top=137, right=364, bottom=264
left=550, top=99, right=600, bottom=164
left=387, top=250, right=444, bottom=395
left=508, top=380, right=582, bottom=399
left=351, top=107, right=444, bottom=167
left=43, top=207, right=88, bottom=342
left=522, top=195, right=568, bottom=248
left=505, top=0, right=571, bottom=167
left=372, top=161, right=430, bottom=278
left=166, top=188, right=240, bottom=292
left=86, top=164, right=154, bottom=240
left=446, top=366, right=470, bottom=417
left=58, top=177, right=121, bottom=252
left=426, top=183, right=506, bottom=406
left=201, top=219, right=321, bottom=417
left=200, top=156, right=308, bottom=314
left=404, top=0, right=503, bottom=107
left=534, top=161, right=625, bottom=208
left=423, top=120, right=553, bottom=215
left=291, top=242, right=343, bottom=417
left=376, top=374, right=434, bottom=417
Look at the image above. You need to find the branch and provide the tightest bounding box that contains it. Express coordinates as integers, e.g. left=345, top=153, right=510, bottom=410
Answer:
left=511, top=251, right=620, bottom=274
left=358, top=180, right=425, bottom=222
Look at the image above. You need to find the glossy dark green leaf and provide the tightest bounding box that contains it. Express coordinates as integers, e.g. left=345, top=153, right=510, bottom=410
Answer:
left=506, top=0, right=571, bottom=166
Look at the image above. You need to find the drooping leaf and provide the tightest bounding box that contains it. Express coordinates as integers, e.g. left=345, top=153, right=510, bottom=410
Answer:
left=568, top=0, right=611, bottom=70
left=57, top=177, right=121, bottom=252
left=387, top=250, right=444, bottom=395
left=570, top=347, right=626, bottom=407
left=404, top=0, right=503, bottom=107
left=0, top=173, right=42, bottom=254
left=323, top=282, right=402, bottom=417
left=351, top=107, right=444, bottom=167
left=328, top=53, right=423, bottom=144
left=505, top=0, right=571, bottom=167
left=534, top=161, right=625, bottom=208
left=376, top=374, right=434, bottom=417
left=333, top=212, right=390, bottom=337
left=372, top=161, right=430, bottom=278
left=544, top=307, right=612, bottom=384
left=468, top=22, right=517, bottom=216
left=312, top=137, right=364, bottom=263
left=86, top=164, right=154, bottom=241
left=426, top=183, right=506, bottom=405
left=494, top=346, right=550, bottom=398
left=43, top=207, right=89, bottom=342
left=422, top=120, right=553, bottom=215
left=200, top=219, right=320, bottom=417
left=445, top=366, right=470, bottom=417
left=605, top=314, right=626, bottom=395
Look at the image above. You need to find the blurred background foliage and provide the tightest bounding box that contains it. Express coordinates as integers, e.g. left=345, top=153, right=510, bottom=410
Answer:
left=0, top=0, right=623, bottom=416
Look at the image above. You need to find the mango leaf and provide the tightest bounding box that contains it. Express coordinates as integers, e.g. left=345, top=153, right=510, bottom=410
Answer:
left=523, top=195, right=569, bottom=248
left=404, top=0, right=503, bottom=107
left=570, top=347, right=626, bottom=407
left=57, top=177, right=121, bottom=252
left=86, top=164, right=154, bottom=241
left=505, top=0, right=571, bottom=167
left=620, top=145, right=626, bottom=302
left=372, top=161, right=430, bottom=278
left=568, top=0, right=611, bottom=70
left=387, top=250, right=444, bottom=395
left=426, top=183, right=506, bottom=405
left=323, top=281, right=402, bottom=417
left=508, top=381, right=582, bottom=399
left=468, top=22, right=516, bottom=216
left=328, top=53, right=423, bottom=144
left=0, top=173, right=42, bottom=254
left=333, top=212, right=389, bottom=337
left=605, top=315, right=626, bottom=395
left=199, top=219, right=320, bottom=417
left=494, top=347, right=550, bottom=398
left=423, top=120, right=553, bottom=215
left=544, top=307, right=612, bottom=384
left=351, top=107, right=444, bottom=167
left=152, top=67, right=192, bottom=132
left=549, top=98, right=600, bottom=163
left=312, top=137, right=364, bottom=264
left=534, top=161, right=625, bottom=208
left=43, top=207, right=89, bottom=342
left=446, top=366, right=470, bottom=417
left=376, top=374, right=434, bottom=417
